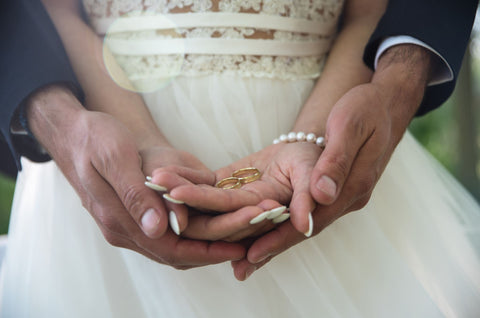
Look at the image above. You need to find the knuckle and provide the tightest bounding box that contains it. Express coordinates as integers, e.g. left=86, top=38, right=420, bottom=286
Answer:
left=96, top=207, right=125, bottom=236
left=153, top=165, right=179, bottom=175
left=223, top=235, right=238, bottom=243
left=328, top=105, right=372, bottom=141
left=162, top=165, right=183, bottom=174
left=322, top=153, right=350, bottom=180
left=173, top=265, right=189, bottom=271
left=121, top=184, right=147, bottom=219
left=152, top=169, right=175, bottom=185
left=80, top=197, right=94, bottom=214
left=98, top=149, right=140, bottom=181
left=355, top=176, right=375, bottom=196
left=102, top=229, right=124, bottom=248
left=351, top=195, right=372, bottom=212
left=161, top=253, right=178, bottom=266
left=98, top=214, right=119, bottom=233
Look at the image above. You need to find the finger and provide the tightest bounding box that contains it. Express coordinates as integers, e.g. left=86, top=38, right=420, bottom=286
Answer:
left=310, top=108, right=372, bottom=205
left=135, top=232, right=246, bottom=266
left=246, top=222, right=305, bottom=265
left=151, top=166, right=216, bottom=190
left=92, top=150, right=169, bottom=239
left=174, top=239, right=247, bottom=266
left=231, top=256, right=273, bottom=281
left=94, top=218, right=173, bottom=265
left=222, top=201, right=287, bottom=242
left=168, top=183, right=265, bottom=212
left=182, top=200, right=284, bottom=241
left=224, top=222, right=276, bottom=243
left=78, top=162, right=159, bottom=245
left=289, top=162, right=317, bottom=236
left=329, top=129, right=391, bottom=213
left=164, top=199, right=188, bottom=236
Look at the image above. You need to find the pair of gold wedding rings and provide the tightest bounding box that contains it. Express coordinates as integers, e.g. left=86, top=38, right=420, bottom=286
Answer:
left=215, top=167, right=261, bottom=190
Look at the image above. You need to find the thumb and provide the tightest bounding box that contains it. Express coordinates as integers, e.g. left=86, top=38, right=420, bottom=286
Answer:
left=310, top=114, right=367, bottom=205
left=289, top=164, right=316, bottom=237
left=93, top=149, right=169, bottom=239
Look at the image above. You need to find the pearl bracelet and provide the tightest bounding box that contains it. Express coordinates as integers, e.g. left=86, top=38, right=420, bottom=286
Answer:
left=273, top=132, right=326, bottom=147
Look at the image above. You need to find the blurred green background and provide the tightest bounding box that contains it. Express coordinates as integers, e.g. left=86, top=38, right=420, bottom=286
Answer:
left=0, top=173, right=15, bottom=235
left=1, top=35, right=480, bottom=236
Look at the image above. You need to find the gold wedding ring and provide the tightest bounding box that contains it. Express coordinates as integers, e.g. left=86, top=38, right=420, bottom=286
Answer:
left=232, top=167, right=261, bottom=184
left=215, top=167, right=262, bottom=190
left=215, top=177, right=242, bottom=190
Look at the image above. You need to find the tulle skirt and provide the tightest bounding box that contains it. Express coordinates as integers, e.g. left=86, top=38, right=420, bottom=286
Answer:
left=1, top=75, right=480, bottom=317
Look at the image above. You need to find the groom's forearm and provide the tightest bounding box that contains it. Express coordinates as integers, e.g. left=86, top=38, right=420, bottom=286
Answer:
left=26, top=84, right=85, bottom=159
left=373, top=44, right=434, bottom=129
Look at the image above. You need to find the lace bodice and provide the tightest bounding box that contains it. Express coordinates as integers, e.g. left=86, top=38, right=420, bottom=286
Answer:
left=84, top=0, right=343, bottom=21
left=83, top=0, right=344, bottom=89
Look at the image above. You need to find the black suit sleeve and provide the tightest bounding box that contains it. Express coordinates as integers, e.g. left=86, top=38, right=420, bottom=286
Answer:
left=364, top=0, right=478, bottom=116
left=0, top=0, right=84, bottom=169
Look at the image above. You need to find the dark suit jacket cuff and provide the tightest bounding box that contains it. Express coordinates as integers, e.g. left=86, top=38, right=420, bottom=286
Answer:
left=363, top=0, right=476, bottom=116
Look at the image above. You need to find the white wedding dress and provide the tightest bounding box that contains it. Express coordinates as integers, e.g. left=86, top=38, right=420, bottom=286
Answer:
left=1, top=0, right=480, bottom=317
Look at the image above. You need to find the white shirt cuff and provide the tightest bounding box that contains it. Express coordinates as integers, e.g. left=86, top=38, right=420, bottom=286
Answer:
left=374, top=36, right=453, bottom=86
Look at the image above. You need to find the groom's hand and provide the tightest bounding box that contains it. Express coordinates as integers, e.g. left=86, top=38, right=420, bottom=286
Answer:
left=232, top=45, right=434, bottom=280
left=26, top=85, right=245, bottom=268
left=310, top=44, right=432, bottom=207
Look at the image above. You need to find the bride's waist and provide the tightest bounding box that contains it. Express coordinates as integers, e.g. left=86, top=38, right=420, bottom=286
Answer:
left=96, top=13, right=333, bottom=84
left=111, top=54, right=326, bottom=84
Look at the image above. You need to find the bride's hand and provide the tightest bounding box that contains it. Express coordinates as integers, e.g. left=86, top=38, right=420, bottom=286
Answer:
left=152, top=141, right=323, bottom=241
left=140, top=146, right=217, bottom=235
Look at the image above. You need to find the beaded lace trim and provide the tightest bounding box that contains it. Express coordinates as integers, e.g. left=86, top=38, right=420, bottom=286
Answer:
left=83, top=0, right=344, bottom=82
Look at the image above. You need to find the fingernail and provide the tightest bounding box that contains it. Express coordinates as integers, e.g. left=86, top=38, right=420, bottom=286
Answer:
left=146, top=176, right=152, bottom=181
left=169, top=211, right=180, bottom=235
left=245, top=266, right=257, bottom=280
left=163, top=193, right=184, bottom=204
left=316, top=175, right=337, bottom=198
left=145, top=181, right=167, bottom=192
left=141, top=209, right=160, bottom=236
left=266, top=206, right=287, bottom=219
left=272, top=213, right=290, bottom=224
left=304, top=212, right=313, bottom=237
left=249, top=211, right=270, bottom=225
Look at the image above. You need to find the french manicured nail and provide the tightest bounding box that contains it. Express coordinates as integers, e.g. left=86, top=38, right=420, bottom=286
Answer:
left=316, top=175, right=337, bottom=198
left=304, top=212, right=313, bottom=237
left=141, top=209, right=160, bottom=235
left=272, top=213, right=290, bottom=224
left=249, top=211, right=270, bottom=224
left=266, top=206, right=287, bottom=219
left=169, top=211, right=180, bottom=235
left=245, top=266, right=257, bottom=280
left=145, top=181, right=167, bottom=192
left=163, top=193, right=184, bottom=204
left=146, top=176, right=152, bottom=181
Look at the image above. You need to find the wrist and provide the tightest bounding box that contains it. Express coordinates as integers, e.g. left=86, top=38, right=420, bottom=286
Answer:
left=26, top=85, right=85, bottom=154
left=273, top=131, right=326, bottom=147
left=373, top=44, right=433, bottom=117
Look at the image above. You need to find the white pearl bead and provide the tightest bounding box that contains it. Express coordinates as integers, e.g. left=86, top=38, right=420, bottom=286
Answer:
left=273, top=139, right=280, bottom=144
left=316, top=136, right=325, bottom=147
left=296, top=132, right=306, bottom=141
left=306, top=133, right=316, bottom=143
left=279, top=134, right=288, bottom=142
left=287, top=132, right=297, bottom=142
